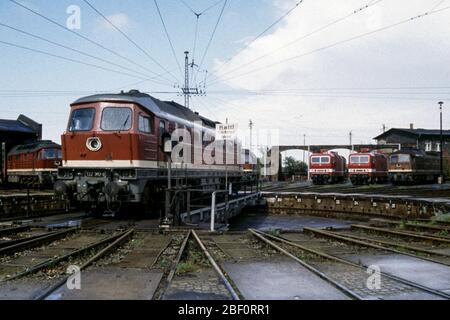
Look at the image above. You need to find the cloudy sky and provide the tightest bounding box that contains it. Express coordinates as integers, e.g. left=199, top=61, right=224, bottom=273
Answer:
left=0, top=0, right=449, bottom=159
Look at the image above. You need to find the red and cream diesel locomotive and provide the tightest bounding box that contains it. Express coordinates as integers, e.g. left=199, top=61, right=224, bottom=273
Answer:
left=6, top=140, right=61, bottom=186
left=348, top=152, right=388, bottom=185
left=309, top=151, right=347, bottom=184
left=54, top=90, right=254, bottom=214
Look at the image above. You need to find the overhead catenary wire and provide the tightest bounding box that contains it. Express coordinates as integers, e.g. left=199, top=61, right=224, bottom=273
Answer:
left=0, top=22, right=170, bottom=87
left=207, top=0, right=384, bottom=85
left=7, top=0, right=174, bottom=86
left=82, top=0, right=180, bottom=84
left=196, top=0, right=229, bottom=78
left=209, top=4, right=450, bottom=86
left=430, top=0, right=447, bottom=11
left=190, top=14, right=200, bottom=85
left=0, top=39, right=167, bottom=82
left=153, top=0, right=184, bottom=80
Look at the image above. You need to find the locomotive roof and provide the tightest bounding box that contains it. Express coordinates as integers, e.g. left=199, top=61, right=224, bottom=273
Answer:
left=72, top=90, right=218, bottom=129
left=8, top=140, right=61, bottom=155
left=390, top=148, right=439, bottom=157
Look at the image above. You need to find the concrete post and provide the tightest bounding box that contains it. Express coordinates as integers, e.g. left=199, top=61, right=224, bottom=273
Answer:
left=210, top=192, right=216, bottom=232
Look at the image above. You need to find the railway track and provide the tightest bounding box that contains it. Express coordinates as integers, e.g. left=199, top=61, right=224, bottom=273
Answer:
left=1, top=208, right=449, bottom=300
left=299, top=226, right=450, bottom=297
left=252, top=229, right=449, bottom=299
left=0, top=225, right=134, bottom=299
left=156, top=230, right=241, bottom=300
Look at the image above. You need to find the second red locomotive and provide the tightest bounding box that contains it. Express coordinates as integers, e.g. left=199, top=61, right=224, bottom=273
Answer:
left=348, top=152, right=388, bottom=185
left=309, top=151, right=347, bottom=184
left=7, top=140, right=61, bottom=187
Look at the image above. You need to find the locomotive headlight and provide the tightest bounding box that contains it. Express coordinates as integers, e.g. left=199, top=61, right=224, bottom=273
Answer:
left=58, top=169, right=74, bottom=180
left=86, top=137, right=102, bottom=152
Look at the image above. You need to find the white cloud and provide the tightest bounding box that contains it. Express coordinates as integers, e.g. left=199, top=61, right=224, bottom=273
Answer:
left=96, top=13, right=131, bottom=32
left=207, top=0, right=450, bottom=148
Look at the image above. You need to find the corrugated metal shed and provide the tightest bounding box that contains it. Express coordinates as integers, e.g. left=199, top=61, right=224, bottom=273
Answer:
left=0, top=119, right=35, bottom=133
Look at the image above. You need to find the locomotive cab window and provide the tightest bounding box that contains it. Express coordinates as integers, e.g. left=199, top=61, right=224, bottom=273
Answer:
left=101, top=107, right=132, bottom=131
left=350, top=156, right=369, bottom=164
left=69, top=108, right=95, bottom=131
left=41, top=149, right=61, bottom=159
left=321, top=157, right=330, bottom=163
left=311, top=156, right=330, bottom=164
left=390, top=154, right=410, bottom=163
left=138, top=114, right=152, bottom=133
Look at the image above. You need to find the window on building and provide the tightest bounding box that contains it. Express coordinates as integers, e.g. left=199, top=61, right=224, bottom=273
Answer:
left=436, top=142, right=441, bottom=152
left=138, top=115, right=152, bottom=133
left=425, top=142, right=432, bottom=152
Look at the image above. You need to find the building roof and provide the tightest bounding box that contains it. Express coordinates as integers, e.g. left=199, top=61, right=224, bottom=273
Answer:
left=0, top=119, right=35, bottom=134
left=374, top=128, right=450, bottom=140
left=8, top=140, right=60, bottom=155
left=72, top=90, right=218, bottom=129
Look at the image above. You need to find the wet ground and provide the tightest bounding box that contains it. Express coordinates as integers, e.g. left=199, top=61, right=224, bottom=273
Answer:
left=228, top=212, right=355, bottom=231
left=0, top=209, right=449, bottom=300
left=221, top=259, right=349, bottom=300
left=341, top=252, right=450, bottom=294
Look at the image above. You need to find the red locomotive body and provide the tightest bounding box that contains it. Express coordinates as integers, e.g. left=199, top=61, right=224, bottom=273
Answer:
left=7, top=141, right=61, bottom=186
left=309, top=151, right=347, bottom=184
left=55, top=90, right=254, bottom=215
left=348, top=152, right=388, bottom=185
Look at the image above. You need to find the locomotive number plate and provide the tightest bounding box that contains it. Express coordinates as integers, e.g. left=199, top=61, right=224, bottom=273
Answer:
left=85, top=171, right=105, bottom=178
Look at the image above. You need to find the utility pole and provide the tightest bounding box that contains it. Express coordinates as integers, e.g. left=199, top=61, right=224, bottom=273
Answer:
left=439, top=101, right=444, bottom=183
left=382, top=124, right=386, bottom=133
left=303, top=134, right=306, bottom=163
left=349, top=131, right=353, bottom=150
left=182, top=51, right=201, bottom=109
left=183, top=51, right=190, bottom=109
left=249, top=120, right=254, bottom=152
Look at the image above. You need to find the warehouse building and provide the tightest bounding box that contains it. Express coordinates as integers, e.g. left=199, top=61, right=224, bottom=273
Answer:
left=374, top=125, right=450, bottom=177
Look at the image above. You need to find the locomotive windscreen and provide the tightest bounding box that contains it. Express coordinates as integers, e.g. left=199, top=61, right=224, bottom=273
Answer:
left=350, top=155, right=370, bottom=164
left=390, top=154, right=411, bottom=163
left=101, top=107, right=132, bottom=131
left=311, top=156, right=330, bottom=164
left=69, top=108, right=95, bottom=131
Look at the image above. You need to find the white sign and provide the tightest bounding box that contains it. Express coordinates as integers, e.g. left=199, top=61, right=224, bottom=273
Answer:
left=216, top=123, right=238, bottom=141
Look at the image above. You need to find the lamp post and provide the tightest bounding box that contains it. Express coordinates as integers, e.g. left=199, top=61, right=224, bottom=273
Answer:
left=439, top=101, right=444, bottom=183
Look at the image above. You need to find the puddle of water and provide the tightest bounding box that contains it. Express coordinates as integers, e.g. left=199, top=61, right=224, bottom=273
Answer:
left=46, top=220, right=83, bottom=229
